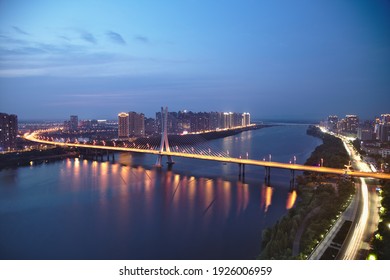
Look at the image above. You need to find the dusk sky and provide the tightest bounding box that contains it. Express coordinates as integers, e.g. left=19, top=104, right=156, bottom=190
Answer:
left=0, top=0, right=389, bottom=121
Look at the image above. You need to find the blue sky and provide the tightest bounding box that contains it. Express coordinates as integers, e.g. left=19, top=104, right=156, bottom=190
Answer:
left=0, top=0, right=389, bottom=120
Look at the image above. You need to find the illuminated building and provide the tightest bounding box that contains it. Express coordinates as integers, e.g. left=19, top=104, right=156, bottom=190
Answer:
left=118, top=112, right=129, bottom=139
left=232, top=112, right=242, bottom=127
left=337, top=118, right=346, bottom=132
left=357, top=127, right=374, bottom=141
left=242, top=112, right=250, bottom=126
left=327, top=115, right=338, bottom=132
left=128, top=111, right=145, bottom=136
left=209, top=112, right=220, bottom=130
left=380, top=148, right=390, bottom=158
left=145, top=117, right=156, bottom=136
left=155, top=109, right=252, bottom=133
left=70, top=115, right=78, bottom=131
left=381, top=114, right=390, bottom=123
left=376, top=114, right=390, bottom=142
left=378, top=123, right=390, bottom=142
left=345, top=115, right=359, bottom=133
left=223, top=112, right=233, bottom=128
left=0, top=112, right=18, bottom=151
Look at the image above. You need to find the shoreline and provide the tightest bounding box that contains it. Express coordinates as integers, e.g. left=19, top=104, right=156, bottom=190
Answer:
left=0, top=147, right=77, bottom=170
left=258, top=125, right=354, bottom=259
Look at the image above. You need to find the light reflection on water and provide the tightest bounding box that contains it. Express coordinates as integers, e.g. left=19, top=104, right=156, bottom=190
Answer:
left=0, top=125, right=322, bottom=259
left=66, top=157, right=287, bottom=228
left=261, top=185, right=274, bottom=213
left=286, top=190, right=298, bottom=210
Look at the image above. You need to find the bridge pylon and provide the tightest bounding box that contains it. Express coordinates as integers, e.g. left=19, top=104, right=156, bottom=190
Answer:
left=155, top=106, right=174, bottom=167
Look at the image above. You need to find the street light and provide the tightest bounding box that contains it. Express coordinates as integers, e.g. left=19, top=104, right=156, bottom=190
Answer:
left=269, top=154, right=272, bottom=161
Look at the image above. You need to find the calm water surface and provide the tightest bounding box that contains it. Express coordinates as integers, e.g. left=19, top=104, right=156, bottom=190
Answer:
left=0, top=125, right=322, bottom=259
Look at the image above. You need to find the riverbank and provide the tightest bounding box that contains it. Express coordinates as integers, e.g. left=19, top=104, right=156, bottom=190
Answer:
left=258, top=125, right=354, bottom=259
left=0, top=147, right=77, bottom=170
left=131, top=123, right=271, bottom=147
left=194, top=124, right=271, bottom=141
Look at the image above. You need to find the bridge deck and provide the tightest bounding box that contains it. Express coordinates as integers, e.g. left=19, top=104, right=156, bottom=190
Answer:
left=24, top=134, right=390, bottom=180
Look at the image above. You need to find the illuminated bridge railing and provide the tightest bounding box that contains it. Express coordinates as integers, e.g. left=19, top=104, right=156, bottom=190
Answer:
left=24, top=131, right=390, bottom=181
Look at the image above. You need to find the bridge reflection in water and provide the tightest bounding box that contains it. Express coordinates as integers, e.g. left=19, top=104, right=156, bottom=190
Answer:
left=63, top=155, right=299, bottom=216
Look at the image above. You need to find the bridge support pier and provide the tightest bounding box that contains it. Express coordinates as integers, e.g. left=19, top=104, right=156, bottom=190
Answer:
left=155, top=155, right=162, bottom=167
left=155, top=154, right=174, bottom=168
left=167, top=158, right=174, bottom=170
left=106, top=151, right=115, bottom=162
left=155, top=107, right=175, bottom=168
left=290, top=169, right=296, bottom=190
left=238, top=163, right=246, bottom=180
left=265, top=167, right=271, bottom=185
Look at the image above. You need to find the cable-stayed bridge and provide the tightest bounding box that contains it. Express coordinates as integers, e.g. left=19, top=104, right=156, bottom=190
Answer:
left=24, top=107, right=390, bottom=181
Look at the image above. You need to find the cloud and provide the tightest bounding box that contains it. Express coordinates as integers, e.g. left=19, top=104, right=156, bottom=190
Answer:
left=12, top=26, right=29, bottom=35
left=135, top=35, right=149, bottom=43
left=80, top=31, right=97, bottom=44
left=59, top=35, right=71, bottom=41
left=0, top=34, right=28, bottom=45
left=0, top=33, right=87, bottom=56
left=0, top=46, right=46, bottom=56
left=106, top=31, right=126, bottom=45
left=0, top=29, right=189, bottom=78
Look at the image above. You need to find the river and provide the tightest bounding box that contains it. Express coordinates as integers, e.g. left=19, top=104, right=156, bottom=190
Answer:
left=0, top=125, right=322, bottom=259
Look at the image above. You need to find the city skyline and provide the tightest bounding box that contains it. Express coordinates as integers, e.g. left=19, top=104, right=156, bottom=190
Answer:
left=1, top=1, right=390, bottom=120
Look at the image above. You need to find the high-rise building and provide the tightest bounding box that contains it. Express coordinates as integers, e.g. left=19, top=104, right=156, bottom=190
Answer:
left=155, top=109, right=252, bottom=133
left=223, top=112, right=233, bottom=128
left=70, top=115, right=78, bottom=131
left=209, top=112, right=220, bottom=130
left=377, top=114, right=390, bottom=142
left=378, top=124, right=390, bottom=142
left=156, top=111, right=178, bottom=134
left=118, top=112, right=129, bottom=139
left=128, top=112, right=145, bottom=137
left=177, top=111, right=191, bottom=133
left=231, top=113, right=241, bottom=127
left=0, top=112, right=18, bottom=151
left=357, top=120, right=374, bottom=141
left=145, top=117, right=156, bottom=136
left=357, top=127, right=374, bottom=141
left=242, top=112, right=250, bottom=126
left=381, top=114, right=390, bottom=124
left=327, top=115, right=338, bottom=132
left=345, top=115, right=359, bottom=133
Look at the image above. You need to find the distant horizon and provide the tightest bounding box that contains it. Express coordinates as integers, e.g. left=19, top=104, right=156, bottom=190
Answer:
left=16, top=115, right=321, bottom=123
left=13, top=112, right=386, bottom=124
left=2, top=107, right=387, bottom=123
